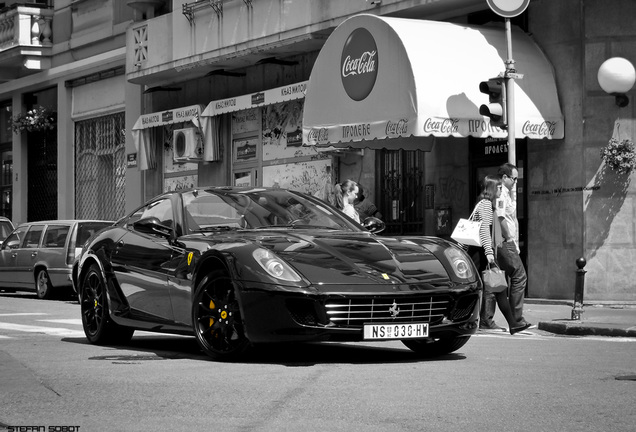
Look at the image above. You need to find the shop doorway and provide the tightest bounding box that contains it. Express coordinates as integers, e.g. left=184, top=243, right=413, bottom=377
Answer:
left=376, top=149, right=425, bottom=235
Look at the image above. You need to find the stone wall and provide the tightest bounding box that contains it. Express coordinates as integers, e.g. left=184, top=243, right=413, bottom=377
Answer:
left=528, top=0, right=636, bottom=300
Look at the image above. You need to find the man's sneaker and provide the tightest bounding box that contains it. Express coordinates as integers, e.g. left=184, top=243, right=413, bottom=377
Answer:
left=479, top=321, right=507, bottom=332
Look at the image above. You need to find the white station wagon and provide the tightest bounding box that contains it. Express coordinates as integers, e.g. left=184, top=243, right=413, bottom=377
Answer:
left=0, top=220, right=113, bottom=299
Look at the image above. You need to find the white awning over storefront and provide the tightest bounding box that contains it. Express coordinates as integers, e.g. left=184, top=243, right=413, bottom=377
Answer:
left=302, top=14, right=564, bottom=149
left=201, top=81, right=307, bottom=117
left=132, top=104, right=204, bottom=130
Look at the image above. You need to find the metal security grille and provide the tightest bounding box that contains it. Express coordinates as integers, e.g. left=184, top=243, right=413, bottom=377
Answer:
left=75, top=113, right=126, bottom=220
left=378, top=149, right=425, bottom=235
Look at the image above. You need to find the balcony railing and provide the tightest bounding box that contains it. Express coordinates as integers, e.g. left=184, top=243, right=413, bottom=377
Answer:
left=0, top=4, right=53, bottom=52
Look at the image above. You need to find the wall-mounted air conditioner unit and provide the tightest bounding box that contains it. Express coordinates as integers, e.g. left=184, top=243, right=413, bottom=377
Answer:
left=173, top=128, right=203, bottom=163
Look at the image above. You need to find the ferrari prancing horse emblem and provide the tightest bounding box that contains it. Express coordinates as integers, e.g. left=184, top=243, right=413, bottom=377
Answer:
left=187, top=252, right=193, bottom=266
left=389, top=300, right=400, bottom=318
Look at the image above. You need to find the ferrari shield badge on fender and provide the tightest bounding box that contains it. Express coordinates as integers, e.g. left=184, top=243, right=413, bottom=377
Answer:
left=187, top=252, right=193, bottom=266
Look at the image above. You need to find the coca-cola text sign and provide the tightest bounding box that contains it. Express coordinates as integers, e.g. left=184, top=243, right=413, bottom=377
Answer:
left=341, top=28, right=378, bottom=101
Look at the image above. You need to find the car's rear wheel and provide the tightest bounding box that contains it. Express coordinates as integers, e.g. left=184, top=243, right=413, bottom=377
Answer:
left=402, top=335, right=471, bottom=357
left=192, top=270, right=249, bottom=361
left=80, top=263, right=134, bottom=344
left=35, top=269, right=53, bottom=299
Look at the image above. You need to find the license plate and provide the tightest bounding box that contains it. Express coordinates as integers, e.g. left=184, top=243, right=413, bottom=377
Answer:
left=363, top=323, right=429, bottom=340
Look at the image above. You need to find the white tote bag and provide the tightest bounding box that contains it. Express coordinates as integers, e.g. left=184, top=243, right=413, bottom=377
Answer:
left=450, top=206, right=482, bottom=247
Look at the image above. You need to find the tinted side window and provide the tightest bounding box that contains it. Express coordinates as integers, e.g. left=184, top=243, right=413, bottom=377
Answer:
left=130, top=198, right=174, bottom=228
left=23, top=225, right=44, bottom=248
left=43, top=225, right=71, bottom=248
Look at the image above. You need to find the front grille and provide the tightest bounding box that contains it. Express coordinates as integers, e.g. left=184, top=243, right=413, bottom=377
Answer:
left=325, top=295, right=451, bottom=328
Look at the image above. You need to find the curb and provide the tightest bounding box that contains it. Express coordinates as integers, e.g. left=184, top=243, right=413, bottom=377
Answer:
left=538, top=321, right=636, bottom=337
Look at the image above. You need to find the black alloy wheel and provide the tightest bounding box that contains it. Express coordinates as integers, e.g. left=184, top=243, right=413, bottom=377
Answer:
left=35, top=269, right=53, bottom=299
left=192, top=270, right=249, bottom=361
left=402, top=335, right=471, bottom=357
left=80, top=263, right=134, bottom=344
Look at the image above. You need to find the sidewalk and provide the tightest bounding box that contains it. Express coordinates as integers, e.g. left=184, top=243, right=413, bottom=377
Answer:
left=489, top=299, right=636, bottom=337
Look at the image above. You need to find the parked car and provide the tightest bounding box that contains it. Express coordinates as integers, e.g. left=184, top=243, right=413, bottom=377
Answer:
left=73, top=187, right=481, bottom=361
left=0, top=220, right=114, bottom=299
left=0, top=216, right=14, bottom=242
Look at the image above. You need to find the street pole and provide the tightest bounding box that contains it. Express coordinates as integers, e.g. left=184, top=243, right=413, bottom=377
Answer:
left=505, top=18, right=516, bottom=165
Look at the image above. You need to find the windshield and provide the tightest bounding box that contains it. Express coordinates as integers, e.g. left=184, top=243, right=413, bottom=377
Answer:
left=182, top=188, right=361, bottom=233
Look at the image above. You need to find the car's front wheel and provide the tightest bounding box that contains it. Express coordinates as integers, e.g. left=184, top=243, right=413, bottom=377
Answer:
left=35, top=269, right=52, bottom=299
left=402, top=335, right=471, bottom=357
left=192, top=270, right=249, bottom=361
left=80, top=263, right=134, bottom=345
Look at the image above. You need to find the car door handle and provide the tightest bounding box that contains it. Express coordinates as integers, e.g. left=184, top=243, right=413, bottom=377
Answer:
left=12, top=253, right=17, bottom=258
left=31, top=252, right=38, bottom=257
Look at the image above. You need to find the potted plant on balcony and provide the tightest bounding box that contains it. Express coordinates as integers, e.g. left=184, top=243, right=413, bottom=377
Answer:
left=600, top=136, right=636, bottom=174
left=9, top=106, right=57, bottom=134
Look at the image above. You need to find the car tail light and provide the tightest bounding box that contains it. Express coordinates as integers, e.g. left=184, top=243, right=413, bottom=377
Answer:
left=66, top=225, right=78, bottom=265
left=443, top=247, right=475, bottom=280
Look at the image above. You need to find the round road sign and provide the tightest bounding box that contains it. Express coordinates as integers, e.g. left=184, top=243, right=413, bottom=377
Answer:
left=486, top=0, right=530, bottom=18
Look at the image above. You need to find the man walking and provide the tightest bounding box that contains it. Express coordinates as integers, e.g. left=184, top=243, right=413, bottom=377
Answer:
left=495, top=162, right=532, bottom=334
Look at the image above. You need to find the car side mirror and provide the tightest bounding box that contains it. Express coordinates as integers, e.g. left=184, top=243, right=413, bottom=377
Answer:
left=363, top=216, right=385, bottom=234
left=3, top=239, right=20, bottom=250
left=133, top=217, right=173, bottom=239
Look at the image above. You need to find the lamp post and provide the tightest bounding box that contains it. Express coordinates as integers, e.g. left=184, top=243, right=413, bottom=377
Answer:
left=597, top=57, right=636, bottom=107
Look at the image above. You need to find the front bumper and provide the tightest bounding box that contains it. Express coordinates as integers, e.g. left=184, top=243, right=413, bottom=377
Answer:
left=237, top=281, right=481, bottom=344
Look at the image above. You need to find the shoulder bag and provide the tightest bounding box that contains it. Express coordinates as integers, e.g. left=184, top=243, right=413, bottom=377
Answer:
left=451, top=204, right=482, bottom=247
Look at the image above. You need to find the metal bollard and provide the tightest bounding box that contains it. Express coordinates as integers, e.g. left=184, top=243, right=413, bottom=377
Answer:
left=571, top=257, right=587, bottom=320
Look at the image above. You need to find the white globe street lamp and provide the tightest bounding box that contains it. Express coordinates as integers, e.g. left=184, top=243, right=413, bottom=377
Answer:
left=597, top=57, right=636, bottom=107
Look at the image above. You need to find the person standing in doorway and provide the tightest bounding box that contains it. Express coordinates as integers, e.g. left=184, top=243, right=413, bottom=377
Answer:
left=496, top=162, right=532, bottom=333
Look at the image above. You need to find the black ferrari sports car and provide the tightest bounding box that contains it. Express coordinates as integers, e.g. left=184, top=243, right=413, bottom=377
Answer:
left=73, top=187, right=481, bottom=361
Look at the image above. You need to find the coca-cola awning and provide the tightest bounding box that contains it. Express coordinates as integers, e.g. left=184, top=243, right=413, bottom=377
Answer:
left=302, top=14, right=564, bottom=149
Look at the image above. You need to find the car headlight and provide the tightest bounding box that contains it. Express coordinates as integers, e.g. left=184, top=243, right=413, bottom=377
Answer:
left=443, top=247, right=475, bottom=279
left=252, top=248, right=302, bottom=282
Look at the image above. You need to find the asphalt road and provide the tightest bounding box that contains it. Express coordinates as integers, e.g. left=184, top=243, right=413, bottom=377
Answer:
left=1, top=292, right=635, bottom=432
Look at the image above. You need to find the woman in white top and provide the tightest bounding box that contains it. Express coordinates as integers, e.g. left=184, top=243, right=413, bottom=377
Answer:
left=334, top=179, right=361, bottom=223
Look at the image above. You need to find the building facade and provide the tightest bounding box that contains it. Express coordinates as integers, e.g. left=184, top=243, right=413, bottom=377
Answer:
left=1, top=0, right=634, bottom=302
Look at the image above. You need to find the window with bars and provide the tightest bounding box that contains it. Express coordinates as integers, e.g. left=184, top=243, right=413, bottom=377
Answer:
left=377, top=149, right=425, bottom=235
left=75, top=113, right=126, bottom=220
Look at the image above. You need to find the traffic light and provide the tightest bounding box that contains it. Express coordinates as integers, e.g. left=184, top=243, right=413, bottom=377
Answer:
left=479, top=77, right=507, bottom=129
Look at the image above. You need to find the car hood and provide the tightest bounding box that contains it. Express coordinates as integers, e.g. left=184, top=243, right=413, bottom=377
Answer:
left=253, top=230, right=451, bottom=287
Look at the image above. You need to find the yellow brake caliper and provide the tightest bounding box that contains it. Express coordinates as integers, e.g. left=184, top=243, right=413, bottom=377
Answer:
left=209, top=300, right=215, bottom=328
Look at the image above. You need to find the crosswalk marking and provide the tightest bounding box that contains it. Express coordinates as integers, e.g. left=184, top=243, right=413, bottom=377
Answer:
left=0, top=318, right=192, bottom=340
left=0, top=313, right=48, bottom=316
left=0, top=322, right=85, bottom=337
left=39, top=319, right=83, bottom=325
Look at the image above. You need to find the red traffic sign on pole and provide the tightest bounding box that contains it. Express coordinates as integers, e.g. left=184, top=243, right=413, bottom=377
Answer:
left=486, top=0, right=530, bottom=18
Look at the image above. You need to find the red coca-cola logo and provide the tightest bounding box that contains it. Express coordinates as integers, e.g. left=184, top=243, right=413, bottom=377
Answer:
left=341, top=27, right=378, bottom=101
